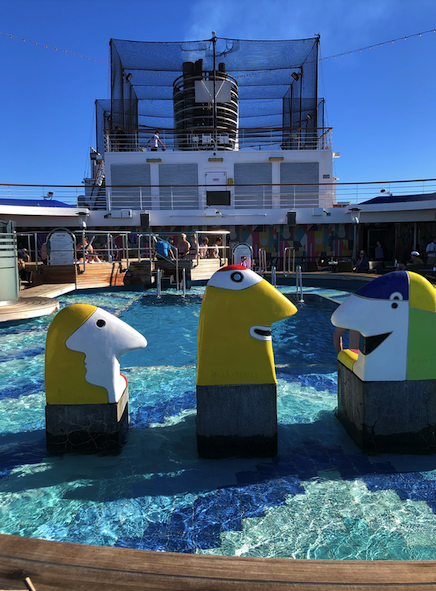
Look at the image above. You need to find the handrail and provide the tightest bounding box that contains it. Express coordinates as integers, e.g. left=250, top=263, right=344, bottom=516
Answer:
left=182, top=268, right=186, bottom=297
left=296, top=265, right=304, bottom=302
left=271, top=266, right=277, bottom=287
left=4, top=179, right=436, bottom=210
left=153, top=234, right=183, bottom=291
left=284, top=247, right=296, bottom=276
left=156, top=268, right=162, bottom=299
left=104, top=126, right=333, bottom=153
left=258, top=248, right=267, bottom=275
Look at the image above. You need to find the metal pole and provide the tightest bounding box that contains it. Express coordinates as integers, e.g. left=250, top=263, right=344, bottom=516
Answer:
left=82, top=229, right=86, bottom=273
left=34, top=232, right=38, bottom=270
left=125, top=233, right=129, bottom=268
left=299, top=266, right=304, bottom=302
left=157, top=268, right=161, bottom=299
left=353, top=224, right=358, bottom=264
left=182, top=268, right=186, bottom=297
left=272, top=266, right=276, bottom=287
left=212, top=32, right=217, bottom=139
left=175, top=247, right=179, bottom=291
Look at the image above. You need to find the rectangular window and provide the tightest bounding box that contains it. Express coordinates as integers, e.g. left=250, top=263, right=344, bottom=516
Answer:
left=206, top=191, right=231, bottom=206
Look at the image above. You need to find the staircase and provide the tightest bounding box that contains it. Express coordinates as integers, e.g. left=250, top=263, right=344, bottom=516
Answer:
left=191, top=259, right=226, bottom=281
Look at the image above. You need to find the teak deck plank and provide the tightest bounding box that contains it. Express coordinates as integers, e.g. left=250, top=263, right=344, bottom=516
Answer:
left=0, top=535, right=436, bottom=590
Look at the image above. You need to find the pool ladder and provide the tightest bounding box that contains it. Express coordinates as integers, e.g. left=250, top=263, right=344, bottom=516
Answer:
left=156, top=267, right=186, bottom=299
left=295, top=265, right=304, bottom=302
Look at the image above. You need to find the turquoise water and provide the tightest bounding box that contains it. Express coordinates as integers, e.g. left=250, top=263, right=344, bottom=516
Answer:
left=1, top=286, right=436, bottom=560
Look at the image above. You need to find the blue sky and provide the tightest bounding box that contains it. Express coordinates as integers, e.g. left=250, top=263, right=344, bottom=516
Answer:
left=1, top=0, right=435, bottom=187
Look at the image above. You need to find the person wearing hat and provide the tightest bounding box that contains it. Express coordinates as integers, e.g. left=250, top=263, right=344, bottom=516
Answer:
left=408, top=251, right=424, bottom=268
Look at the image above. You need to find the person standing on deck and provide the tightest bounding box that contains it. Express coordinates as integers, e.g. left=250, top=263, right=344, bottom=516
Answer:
left=212, top=237, right=222, bottom=259
left=426, top=237, right=436, bottom=266
left=147, top=131, right=166, bottom=151
left=155, top=238, right=175, bottom=260
left=177, top=234, right=191, bottom=258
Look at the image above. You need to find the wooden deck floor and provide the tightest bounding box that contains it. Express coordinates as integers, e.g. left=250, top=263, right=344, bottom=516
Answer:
left=0, top=534, right=436, bottom=590
left=0, top=284, right=75, bottom=323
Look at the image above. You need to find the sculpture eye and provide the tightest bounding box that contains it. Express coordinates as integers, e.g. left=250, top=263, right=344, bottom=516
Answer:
left=96, top=319, right=106, bottom=328
left=231, top=272, right=243, bottom=283
left=389, top=292, right=403, bottom=301
left=208, top=267, right=262, bottom=290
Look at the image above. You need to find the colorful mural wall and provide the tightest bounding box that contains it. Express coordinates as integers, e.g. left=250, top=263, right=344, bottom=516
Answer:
left=227, top=224, right=355, bottom=261
left=151, top=224, right=355, bottom=266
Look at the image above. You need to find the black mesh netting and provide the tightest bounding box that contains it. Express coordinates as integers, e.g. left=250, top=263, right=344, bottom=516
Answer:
left=98, top=36, right=320, bottom=135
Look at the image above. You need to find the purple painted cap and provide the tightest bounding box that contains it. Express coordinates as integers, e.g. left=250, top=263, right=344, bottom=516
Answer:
left=354, top=270, right=409, bottom=301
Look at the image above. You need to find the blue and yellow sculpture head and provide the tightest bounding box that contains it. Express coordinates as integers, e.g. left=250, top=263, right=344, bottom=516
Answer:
left=196, top=265, right=297, bottom=386
left=331, top=271, right=436, bottom=381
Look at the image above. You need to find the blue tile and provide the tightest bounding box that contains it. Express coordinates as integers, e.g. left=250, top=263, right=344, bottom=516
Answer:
left=410, top=545, right=436, bottom=560
left=235, top=471, right=261, bottom=485
left=145, top=522, right=170, bottom=537
left=194, top=523, right=222, bottom=549
left=255, top=464, right=278, bottom=477
left=0, top=379, right=45, bottom=401
left=140, top=537, right=169, bottom=552
left=166, top=535, right=195, bottom=553
left=280, top=477, right=305, bottom=496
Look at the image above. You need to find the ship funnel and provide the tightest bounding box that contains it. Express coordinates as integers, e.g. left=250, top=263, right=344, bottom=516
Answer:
left=173, top=61, right=238, bottom=150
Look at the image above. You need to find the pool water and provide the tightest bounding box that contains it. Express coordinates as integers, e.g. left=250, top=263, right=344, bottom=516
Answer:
left=1, top=286, right=436, bottom=560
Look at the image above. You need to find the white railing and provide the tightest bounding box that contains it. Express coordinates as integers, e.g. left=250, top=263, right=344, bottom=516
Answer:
left=104, top=127, right=333, bottom=153
left=2, top=179, right=436, bottom=210
left=0, top=185, right=87, bottom=207
left=105, top=189, right=334, bottom=211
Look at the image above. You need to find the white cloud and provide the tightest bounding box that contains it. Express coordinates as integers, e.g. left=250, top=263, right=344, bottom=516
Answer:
left=183, top=0, right=402, bottom=46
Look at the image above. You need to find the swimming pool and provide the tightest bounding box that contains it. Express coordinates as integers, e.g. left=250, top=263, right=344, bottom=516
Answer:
left=1, top=286, right=436, bottom=560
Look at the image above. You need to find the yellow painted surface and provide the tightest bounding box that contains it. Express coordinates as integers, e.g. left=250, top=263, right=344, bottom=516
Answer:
left=338, top=349, right=358, bottom=371
left=409, top=271, right=436, bottom=312
left=197, top=281, right=296, bottom=386
left=45, top=304, right=108, bottom=405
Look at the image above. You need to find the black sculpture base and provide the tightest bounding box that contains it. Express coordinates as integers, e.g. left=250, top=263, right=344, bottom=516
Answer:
left=337, top=361, right=436, bottom=453
left=46, top=387, right=129, bottom=454
left=196, top=383, right=277, bottom=458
